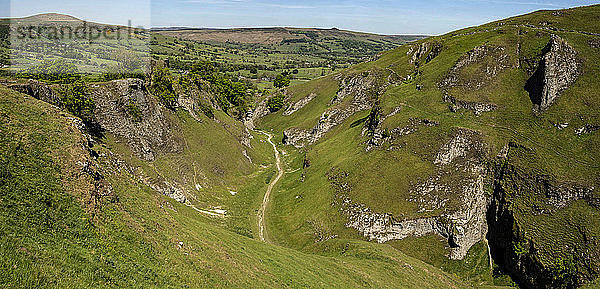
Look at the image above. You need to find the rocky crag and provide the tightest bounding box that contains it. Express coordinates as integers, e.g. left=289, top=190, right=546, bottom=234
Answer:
left=282, top=72, right=384, bottom=148
left=525, top=35, right=580, bottom=111
left=332, top=129, right=489, bottom=260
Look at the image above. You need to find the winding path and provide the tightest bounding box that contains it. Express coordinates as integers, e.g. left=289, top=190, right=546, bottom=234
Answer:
left=256, top=131, right=284, bottom=242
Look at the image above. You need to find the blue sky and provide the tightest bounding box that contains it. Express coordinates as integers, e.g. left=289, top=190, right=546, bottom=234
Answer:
left=1, top=0, right=599, bottom=34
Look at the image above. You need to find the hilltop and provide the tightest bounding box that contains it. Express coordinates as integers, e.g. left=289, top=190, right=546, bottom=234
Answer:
left=155, top=26, right=422, bottom=45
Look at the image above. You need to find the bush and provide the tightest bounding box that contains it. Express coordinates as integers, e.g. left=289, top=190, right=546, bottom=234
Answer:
left=125, top=99, right=142, bottom=122
left=150, top=62, right=178, bottom=109
left=20, top=59, right=80, bottom=84
left=198, top=102, right=215, bottom=119
left=267, top=93, right=285, bottom=112
left=189, top=61, right=253, bottom=118
left=273, top=74, right=290, bottom=88
left=60, top=80, right=95, bottom=123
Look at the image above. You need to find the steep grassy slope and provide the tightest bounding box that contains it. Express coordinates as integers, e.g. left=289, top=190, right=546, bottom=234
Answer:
left=0, top=84, right=472, bottom=288
left=257, top=4, right=600, bottom=288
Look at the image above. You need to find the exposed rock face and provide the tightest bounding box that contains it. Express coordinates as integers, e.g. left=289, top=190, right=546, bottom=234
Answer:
left=89, top=78, right=184, bottom=161
left=7, top=79, right=62, bottom=107
left=438, top=45, right=509, bottom=115
left=283, top=73, right=379, bottom=148
left=361, top=108, right=440, bottom=152
left=526, top=35, right=580, bottom=111
left=575, top=124, right=600, bottom=136
left=487, top=144, right=599, bottom=289
left=244, top=98, right=269, bottom=130
left=342, top=199, right=450, bottom=243
left=330, top=73, right=377, bottom=105
left=435, top=131, right=476, bottom=165
left=64, top=115, right=116, bottom=220
left=442, top=94, right=497, bottom=116
left=8, top=78, right=184, bottom=161
left=283, top=93, right=316, bottom=116
left=441, top=45, right=511, bottom=89
left=337, top=129, right=489, bottom=260
left=407, top=41, right=442, bottom=67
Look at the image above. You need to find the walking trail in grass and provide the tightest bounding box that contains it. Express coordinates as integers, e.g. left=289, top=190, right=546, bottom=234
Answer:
left=256, top=130, right=283, bottom=242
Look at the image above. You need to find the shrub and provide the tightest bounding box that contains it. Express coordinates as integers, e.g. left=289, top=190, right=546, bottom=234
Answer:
left=267, top=93, right=285, bottom=112
left=20, top=59, right=80, bottom=84
left=273, top=74, right=290, bottom=88
left=60, top=80, right=95, bottom=123
left=198, top=102, right=215, bottom=119
left=125, top=99, right=142, bottom=122
left=150, top=62, right=178, bottom=109
left=189, top=61, right=253, bottom=118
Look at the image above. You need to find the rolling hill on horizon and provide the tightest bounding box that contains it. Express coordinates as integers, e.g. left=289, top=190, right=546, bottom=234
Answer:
left=2, top=4, right=600, bottom=289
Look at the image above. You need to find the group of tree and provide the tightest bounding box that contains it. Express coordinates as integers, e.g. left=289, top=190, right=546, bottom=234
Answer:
left=18, top=59, right=97, bottom=131
left=17, top=56, right=291, bottom=125
left=273, top=74, right=290, bottom=88
left=149, top=61, right=178, bottom=109
left=186, top=61, right=254, bottom=118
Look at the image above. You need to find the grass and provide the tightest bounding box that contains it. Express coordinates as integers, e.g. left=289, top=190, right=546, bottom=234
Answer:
left=3, top=4, right=600, bottom=288
left=0, top=87, right=469, bottom=288
left=256, top=4, right=600, bottom=287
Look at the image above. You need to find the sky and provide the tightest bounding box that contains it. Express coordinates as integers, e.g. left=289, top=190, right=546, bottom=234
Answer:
left=1, top=0, right=599, bottom=35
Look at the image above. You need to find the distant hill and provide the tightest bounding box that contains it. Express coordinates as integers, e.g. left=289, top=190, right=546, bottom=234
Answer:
left=155, top=26, right=425, bottom=45
left=151, top=26, right=426, bottom=84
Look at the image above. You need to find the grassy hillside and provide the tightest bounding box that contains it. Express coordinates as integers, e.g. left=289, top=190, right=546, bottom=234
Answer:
left=257, top=4, right=600, bottom=288
left=0, top=84, right=471, bottom=288
left=2, top=4, right=600, bottom=289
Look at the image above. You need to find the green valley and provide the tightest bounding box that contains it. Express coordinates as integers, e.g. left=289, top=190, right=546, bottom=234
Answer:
left=1, top=3, right=600, bottom=289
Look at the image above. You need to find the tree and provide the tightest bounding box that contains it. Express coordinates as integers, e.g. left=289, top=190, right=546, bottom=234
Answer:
left=267, top=93, right=285, bottom=112
left=150, top=62, right=178, bottom=109
left=273, top=74, right=290, bottom=89
left=112, top=48, right=142, bottom=73
left=60, top=80, right=95, bottom=123
left=21, top=59, right=80, bottom=84
left=191, top=61, right=217, bottom=78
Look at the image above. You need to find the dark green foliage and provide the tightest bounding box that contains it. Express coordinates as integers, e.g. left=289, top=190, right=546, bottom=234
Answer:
left=190, top=61, right=253, bottom=118
left=149, top=62, right=178, bottom=109
left=19, top=59, right=80, bottom=84
left=125, top=99, right=142, bottom=122
left=267, top=93, right=285, bottom=112
left=364, top=105, right=381, bottom=136
left=100, top=48, right=145, bottom=81
left=198, top=102, right=215, bottom=119
left=191, top=61, right=218, bottom=77
left=552, top=256, right=577, bottom=286
left=273, top=74, right=290, bottom=88
left=59, top=80, right=96, bottom=123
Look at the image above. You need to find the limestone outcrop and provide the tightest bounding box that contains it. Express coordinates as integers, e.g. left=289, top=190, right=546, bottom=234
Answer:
left=407, top=41, right=442, bottom=67
left=438, top=44, right=510, bottom=115
left=283, top=73, right=379, bottom=148
left=7, top=79, right=62, bottom=107
left=337, top=129, right=490, bottom=260
left=526, top=35, right=580, bottom=111
left=89, top=78, right=184, bottom=161
left=283, top=93, right=316, bottom=116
